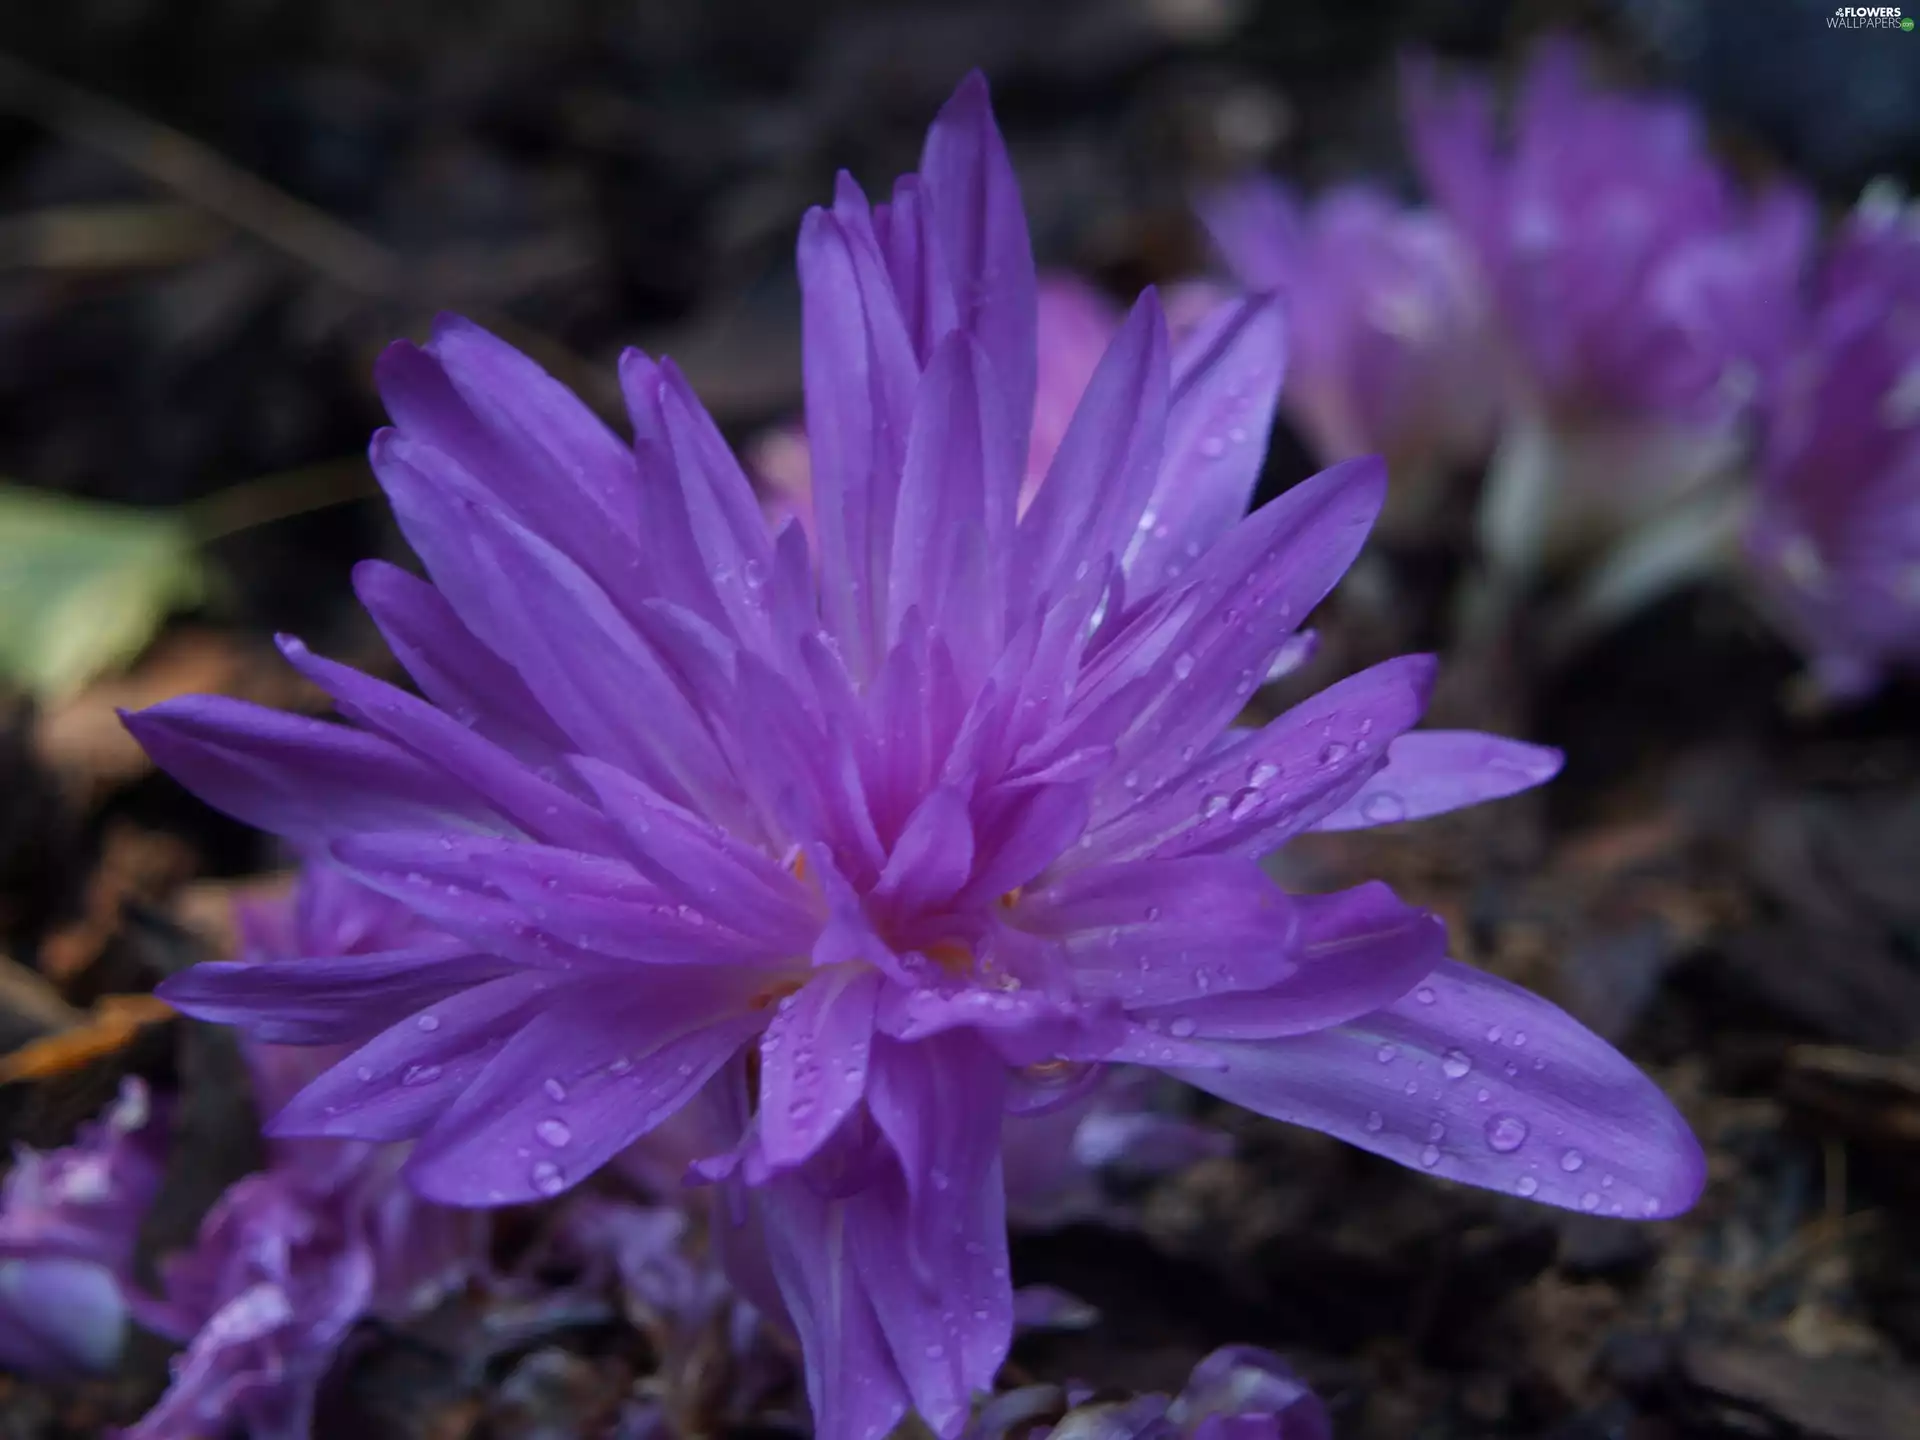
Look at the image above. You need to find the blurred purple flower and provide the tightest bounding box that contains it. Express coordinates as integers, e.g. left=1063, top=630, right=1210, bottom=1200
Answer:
left=125, top=870, right=486, bottom=1440
left=1200, top=178, right=1500, bottom=498
left=1000, top=1068, right=1228, bottom=1231
left=0, top=1078, right=165, bottom=1375
left=132, top=72, right=1702, bottom=1440
left=1405, top=38, right=1814, bottom=564
left=1746, top=184, right=1920, bottom=698
left=1404, top=37, right=1811, bottom=428
left=969, top=1345, right=1328, bottom=1440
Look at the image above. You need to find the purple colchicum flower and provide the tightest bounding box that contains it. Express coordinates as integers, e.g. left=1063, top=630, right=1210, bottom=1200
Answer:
left=131, top=73, right=1703, bottom=1440
left=968, top=1345, right=1328, bottom=1440
left=126, top=870, right=487, bottom=1440
left=1199, top=178, right=1500, bottom=512
left=1404, top=38, right=1813, bottom=564
left=1746, top=183, right=1920, bottom=698
left=0, top=1078, right=165, bottom=1376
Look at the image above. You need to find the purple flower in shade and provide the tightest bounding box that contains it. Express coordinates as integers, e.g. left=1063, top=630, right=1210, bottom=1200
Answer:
left=1745, top=184, right=1920, bottom=698
left=1403, top=38, right=1814, bottom=562
left=130, top=72, right=1703, bottom=1440
left=1000, top=1068, right=1228, bottom=1231
left=126, top=871, right=487, bottom=1440
left=0, top=1078, right=165, bottom=1376
left=1199, top=178, right=1500, bottom=508
left=968, top=1346, right=1328, bottom=1440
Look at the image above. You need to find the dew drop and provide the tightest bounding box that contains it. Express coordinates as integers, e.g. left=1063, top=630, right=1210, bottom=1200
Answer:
left=1172, top=653, right=1196, bottom=681
left=1486, top=1025, right=1505, bottom=1044
left=530, top=1161, right=566, bottom=1196
left=1601, top=1174, right=1615, bottom=1189
left=1559, top=1149, right=1584, bottom=1173
left=1364, top=1110, right=1384, bottom=1133
left=1168, top=1016, right=1197, bottom=1038
left=543, top=1078, right=568, bottom=1103
left=355, top=1066, right=374, bottom=1082
left=1577, top=1192, right=1599, bottom=1212
left=1504, top=1062, right=1519, bottom=1078
left=1375, top=1043, right=1398, bottom=1064
left=1441, top=1048, right=1472, bottom=1079
left=1319, top=741, right=1351, bottom=764
left=401, top=1064, right=442, bottom=1087
left=1485, top=1114, right=1529, bottom=1153
left=1199, top=436, right=1226, bottom=459
left=1201, top=793, right=1229, bottom=818
left=608, top=1057, right=633, bottom=1076
left=1403, top=1079, right=1419, bottom=1094
left=536, top=1119, right=572, bottom=1149
left=1516, top=1175, right=1539, bottom=1197
left=1509, top=1031, right=1528, bottom=1048
left=1642, top=1197, right=1662, bottom=1217
left=1531, top=1056, right=1546, bottom=1071
left=1123, top=769, right=1142, bottom=791
left=1361, top=791, right=1406, bottom=824
left=415, top=1013, right=442, bottom=1033
left=1144, top=905, right=1162, bottom=922
left=1419, top=1144, right=1441, bottom=1169
left=1227, top=786, right=1261, bottom=819
left=1476, top=1088, right=1491, bottom=1103
left=1427, top=1122, right=1446, bottom=1142
left=1248, top=760, right=1279, bottom=788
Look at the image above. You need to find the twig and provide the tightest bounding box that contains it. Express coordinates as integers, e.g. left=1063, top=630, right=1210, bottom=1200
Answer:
left=182, top=457, right=381, bottom=544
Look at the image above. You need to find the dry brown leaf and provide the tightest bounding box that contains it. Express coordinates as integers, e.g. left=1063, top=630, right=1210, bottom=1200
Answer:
left=0, top=993, right=173, bottom=1082
left=37, top=822, right=196, bottom=985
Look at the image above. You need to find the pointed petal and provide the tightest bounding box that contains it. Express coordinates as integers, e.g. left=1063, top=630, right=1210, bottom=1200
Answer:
left=1127, top=295, right=1288, bottom=592
left=1174, top=960, right=1706, bottom=1219
left=1310, top=731, right=1563, bottom=831
left=121, top=697, right=499, bottom=844
left=1130, top=882, right=1442, bottom=1038
left=919, top=72, right=1038, bottom=450
left=405, top=974, right=763, bottom=1205
left=757, top=968, right=882, bottom=1170
left=269, top=971, right=561, bottom=1142
left=157, top=944, right=515, bottom=1046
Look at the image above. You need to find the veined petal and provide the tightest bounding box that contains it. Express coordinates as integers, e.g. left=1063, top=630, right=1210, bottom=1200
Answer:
left=757, top=968, right=882, bottom=1171
left=919, top=71, right=1038, bottom=453
left=1310, top=731, right=1563, bottom=831
left=1174, top=960, right=1706, bottom=1218
left=270, top=970, right=561, bottom=1142
left=405, top=974, right=765, bottom=1205
left=1129, top=882, right=1442, bottom=1038
left=120, top=697, right=500, bottom=844
left=1127, top=295, right=1288, bottom=593
left=158, top=943, right=514, bottom=1046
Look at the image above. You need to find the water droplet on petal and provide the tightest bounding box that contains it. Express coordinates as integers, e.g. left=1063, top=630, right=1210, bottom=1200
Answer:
left=1516, top=1175, right=1539, bottom=1197
left=1579, top=1192, right=1600, bottom=1212
left=1228, top=786, right=1261, bottom=819
left=1364, top=1110, right=1384, bottom=1133
left=1427, top=1122, right=1446, bottom=1142
left=1172, top=653, right=1196, bottom=681
left=1319, top=741, right=1351, bottom=764
left=1415, top=986, right=1436, bottom=1005
left=355, top=1066, right=374, bottom=1082
left=415, top=1013, right=441, bottom=1033
left=1601, top=1174, right=1615, bottom=1189
left=1476, top=1088, right=1491, bottom=1103
left=543, top=1078, right=567, bottom=1102
left=1248, top=760, right=1279, bottom=788
left=1403, top=1079, right=1419, bottom=1094
left=1201, top=793, right=1229, bottom=818
left=1420, top=1144, right=1441, bottom=1168
left=1168, top=1017, right=1197, bottom=1038
left=608, top=1057, right=633, bottom=1076
left=1642, top=1197, right=1662, bottom=1216
left=1376, top=1043, right=1398, bottom=1064
left=1361, top=791, right=1407, bottom=824
left=401, top=1064, right=442, bottom=1087
left=1485, top=1114, right=1529, bottom=1153
left=1441, top=1048, right=1472, bottom=1079
left=536, top=1119, right=572, bottom=1149
left=1510, top=1031, right=1528, bottom=1048
left=1199, top=435, right=1226, bottom=459
left=1144, top=905, right=1161, bottom=922
left=530, top=1161, right=566, bottom=1196
left=1559, top=1149, right=1584, bottom=1173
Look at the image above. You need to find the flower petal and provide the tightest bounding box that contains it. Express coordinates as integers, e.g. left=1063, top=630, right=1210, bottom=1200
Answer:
left=158, top=943, right=515, bottom=1046
left=1174, top=960, right=1706, bottom=1219
left=757, top=968, right=881, bottom=1171
left=405, top=974, right=763, bottom=1205
left=1310, top=731, right=1562, bottom=831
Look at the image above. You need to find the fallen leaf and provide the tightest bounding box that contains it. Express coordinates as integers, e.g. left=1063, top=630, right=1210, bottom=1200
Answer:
left=0, top=484, right=206, bottom=701
left=0, top=993, right=173, bottom=1083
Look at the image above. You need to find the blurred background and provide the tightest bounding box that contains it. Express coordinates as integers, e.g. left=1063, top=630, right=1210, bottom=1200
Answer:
left=1, top=1, right=1919, bottom=1436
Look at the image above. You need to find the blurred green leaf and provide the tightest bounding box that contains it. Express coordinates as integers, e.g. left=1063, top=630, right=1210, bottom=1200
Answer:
left=0, top=484, right=206, bottom=699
